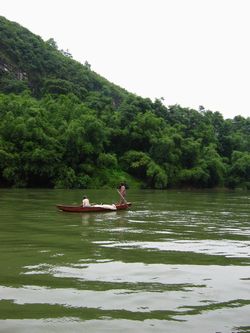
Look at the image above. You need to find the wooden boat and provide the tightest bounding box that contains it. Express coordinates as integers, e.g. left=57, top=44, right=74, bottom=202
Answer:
left=56, top=202, right=132, bottom=213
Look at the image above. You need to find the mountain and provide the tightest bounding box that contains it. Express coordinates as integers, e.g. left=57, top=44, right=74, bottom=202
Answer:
left=0, top=16, right=128, bottom=102
left=0, top=16, right=250, bottom=189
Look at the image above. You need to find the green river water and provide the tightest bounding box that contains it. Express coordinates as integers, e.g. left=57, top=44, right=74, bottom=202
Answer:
left=0, top=189, right=249, bottom=333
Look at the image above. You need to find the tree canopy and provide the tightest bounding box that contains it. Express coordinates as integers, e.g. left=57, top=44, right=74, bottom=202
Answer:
left=0, top=16, right=249, bottom=189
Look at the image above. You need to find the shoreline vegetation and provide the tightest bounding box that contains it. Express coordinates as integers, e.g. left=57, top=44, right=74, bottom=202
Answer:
left=0, top=184, right=248, bottom=192
left=0, top=16, right=250, bottom=190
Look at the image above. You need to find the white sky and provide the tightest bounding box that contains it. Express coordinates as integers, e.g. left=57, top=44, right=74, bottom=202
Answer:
left=1, top=0, right=250, bottom=119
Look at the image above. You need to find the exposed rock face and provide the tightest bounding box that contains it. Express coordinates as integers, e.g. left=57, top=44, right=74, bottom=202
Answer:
left=0, top=60, right=27, bottom=80
left=0, top=60, right=9, bottom=73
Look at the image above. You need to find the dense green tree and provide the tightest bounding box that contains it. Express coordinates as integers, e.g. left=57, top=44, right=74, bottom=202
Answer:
left=120, top=150, right=168, bottom=188
left=0, top=16, right=250, bottom=189
left=228, top=151, right=250, bottom=188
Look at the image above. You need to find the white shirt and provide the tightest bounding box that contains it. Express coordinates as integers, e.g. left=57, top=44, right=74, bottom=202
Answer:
left=82, top=198, right=90, bottom=207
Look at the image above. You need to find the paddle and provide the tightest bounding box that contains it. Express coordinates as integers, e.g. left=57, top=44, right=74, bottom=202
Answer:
left=117, top=189, right=127, bottom=205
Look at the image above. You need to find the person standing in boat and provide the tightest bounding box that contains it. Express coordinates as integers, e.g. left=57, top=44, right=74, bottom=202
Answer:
left=118, top=182, right=127, bottom=204
left=82, top=195, right=91, bottom=207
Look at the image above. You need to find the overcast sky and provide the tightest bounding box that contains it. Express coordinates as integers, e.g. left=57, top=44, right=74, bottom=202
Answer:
left=1, top=0, right=250, bottom=119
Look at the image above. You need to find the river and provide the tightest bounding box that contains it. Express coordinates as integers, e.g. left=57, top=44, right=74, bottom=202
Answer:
left=0, top=189, right=249, bottom=333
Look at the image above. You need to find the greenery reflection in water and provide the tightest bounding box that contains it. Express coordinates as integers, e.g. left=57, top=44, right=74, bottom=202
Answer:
left=0, top=189, right=249, bottom=333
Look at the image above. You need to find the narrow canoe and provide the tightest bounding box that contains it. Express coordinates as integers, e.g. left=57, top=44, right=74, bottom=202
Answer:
left=56, top=202, right=132, bottom=213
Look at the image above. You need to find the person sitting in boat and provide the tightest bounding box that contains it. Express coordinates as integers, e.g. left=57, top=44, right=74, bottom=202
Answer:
left=82, top=195, right=91, bottom=207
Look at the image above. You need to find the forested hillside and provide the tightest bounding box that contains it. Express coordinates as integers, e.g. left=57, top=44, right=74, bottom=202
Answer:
left=0, top=16, right=250, bottom=189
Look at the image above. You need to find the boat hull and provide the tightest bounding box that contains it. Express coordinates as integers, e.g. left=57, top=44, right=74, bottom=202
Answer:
left=56, top=203, right=131, bottom=213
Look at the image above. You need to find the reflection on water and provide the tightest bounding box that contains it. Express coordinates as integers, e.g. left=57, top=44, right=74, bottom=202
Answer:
left=0, top=189, right=250, bottom=333
left=81, top=211, right=118, bottom=225
left=95, top=239, right=250, bottom=258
